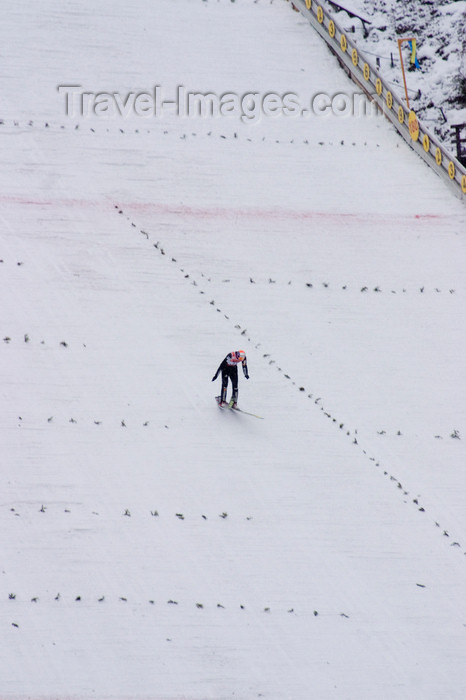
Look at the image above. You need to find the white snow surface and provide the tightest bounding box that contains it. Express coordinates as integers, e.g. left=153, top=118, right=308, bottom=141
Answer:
left=1, top=1, right=466, bottom=699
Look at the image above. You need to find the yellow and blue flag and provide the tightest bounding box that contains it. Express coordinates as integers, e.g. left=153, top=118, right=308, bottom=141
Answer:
left=408, top=40, right=421, bottom=69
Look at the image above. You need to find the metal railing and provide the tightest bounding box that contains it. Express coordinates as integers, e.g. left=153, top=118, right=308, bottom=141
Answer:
left=290, top=0, right=466, bottom=203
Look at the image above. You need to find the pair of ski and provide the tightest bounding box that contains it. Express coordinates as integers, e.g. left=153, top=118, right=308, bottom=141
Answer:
left=216, top=397, right=263, bottom=420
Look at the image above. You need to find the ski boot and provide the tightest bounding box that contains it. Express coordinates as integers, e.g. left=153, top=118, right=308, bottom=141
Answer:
left=217, top=387, right=228, bottom=407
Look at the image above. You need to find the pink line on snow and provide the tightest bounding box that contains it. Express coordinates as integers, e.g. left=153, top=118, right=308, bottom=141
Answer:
left=0, top=194, right=104, bottom=208
left=120, top=200, right=451, bottom=225
left=0, top=193, right=457, bottom=225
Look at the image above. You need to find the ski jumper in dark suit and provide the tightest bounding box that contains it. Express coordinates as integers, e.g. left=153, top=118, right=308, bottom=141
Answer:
left=212, top=350, right=249, bottom=406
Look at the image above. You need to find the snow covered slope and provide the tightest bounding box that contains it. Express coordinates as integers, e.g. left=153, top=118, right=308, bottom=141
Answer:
left=1, top=1, right=465, bottom=698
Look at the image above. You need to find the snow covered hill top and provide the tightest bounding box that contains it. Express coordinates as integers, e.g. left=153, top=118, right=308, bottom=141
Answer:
left=322, top=0, right=466, bottom=147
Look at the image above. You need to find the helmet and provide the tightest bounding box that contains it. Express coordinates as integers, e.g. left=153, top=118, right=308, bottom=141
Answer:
left=235, top=350, right=246, bottom=361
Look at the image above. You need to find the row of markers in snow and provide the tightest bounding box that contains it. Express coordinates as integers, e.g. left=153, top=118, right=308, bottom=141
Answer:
left=5, top=502, right=461, bottom=548
left=8, top=506, right=251, bottom=519
left=245, top=280, right=460, bottom=295
left=9, top=413, right=463, bottom=443
left=5, top=592, right=347, bottom=625
left=114, top=204, right=466, bottom=558
left=3, top=255, right=460, bottom=295
left=1, top=277, right=462, bottom=295
left=0, top=117, right=387, bottom=148
left=4, top=503, right=462, bottom=544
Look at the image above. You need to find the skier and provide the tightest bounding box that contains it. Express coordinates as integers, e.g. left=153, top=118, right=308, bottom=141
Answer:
left=212, top=350, right=249, bottom=408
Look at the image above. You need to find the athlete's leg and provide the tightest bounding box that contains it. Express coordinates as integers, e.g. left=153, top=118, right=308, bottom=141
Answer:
left=220, top=370, right=229, bottom=404
left=230, top=365, right=239, bottom=404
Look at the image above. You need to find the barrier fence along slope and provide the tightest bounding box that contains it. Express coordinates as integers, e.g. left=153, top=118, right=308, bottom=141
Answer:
left=289, top=0, right=466, bottom=203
